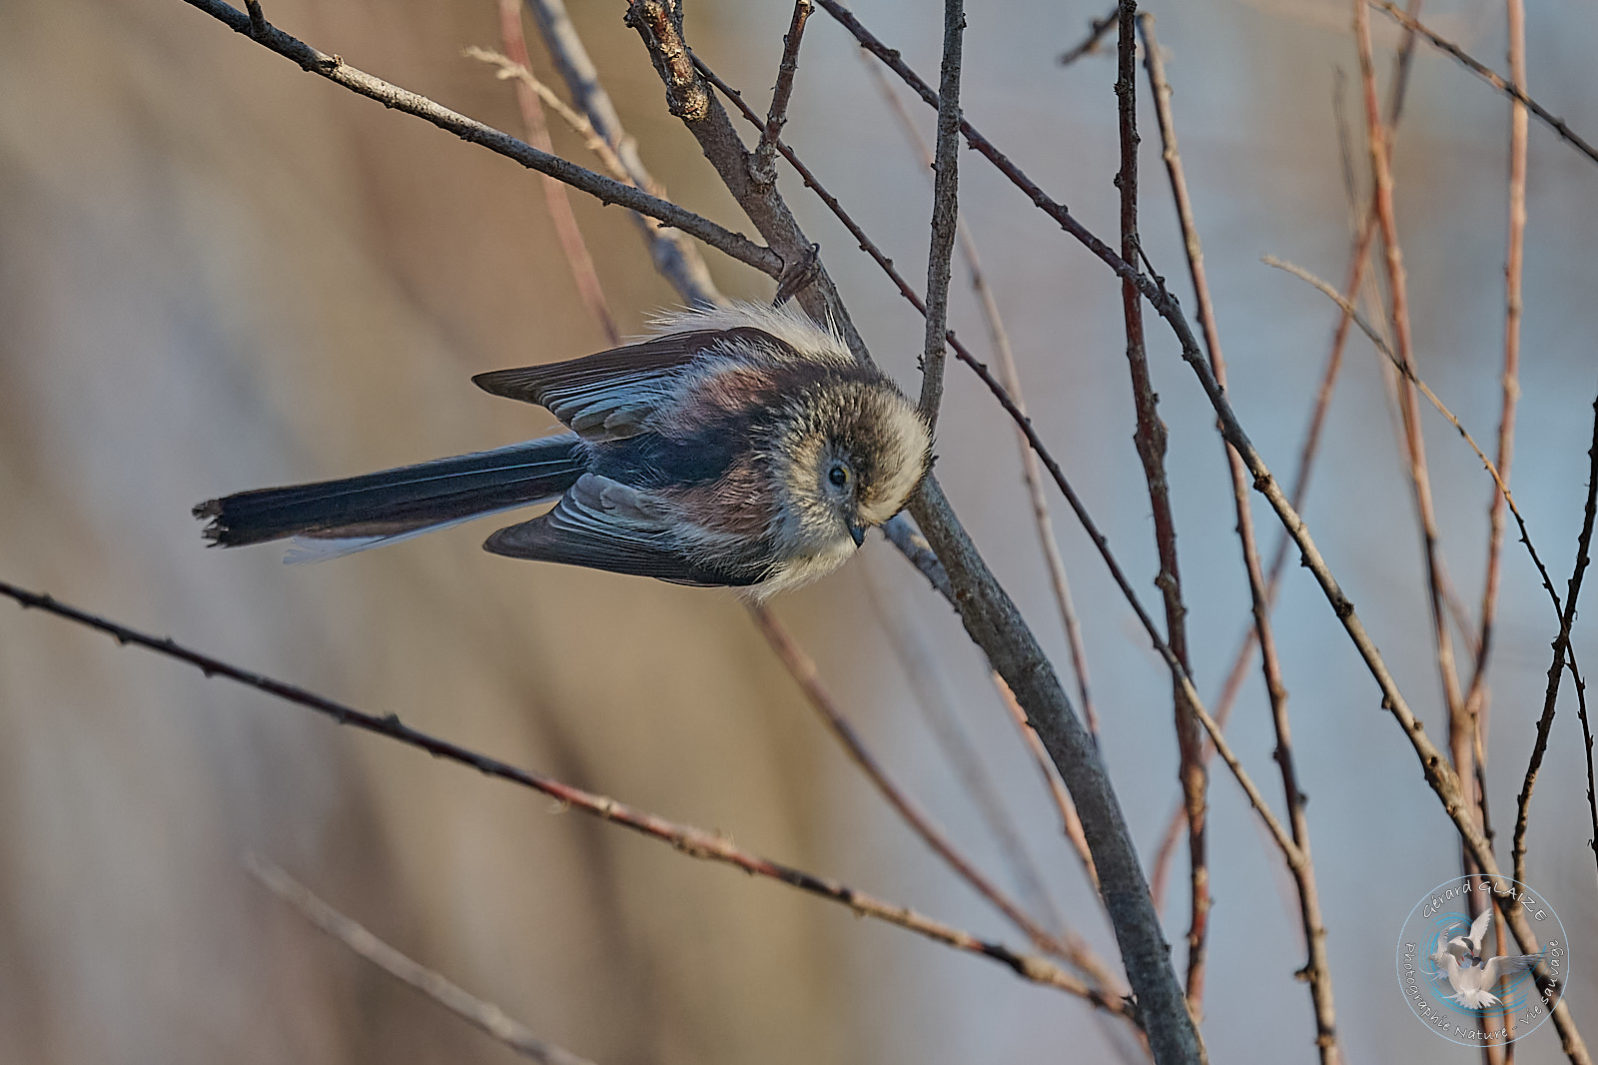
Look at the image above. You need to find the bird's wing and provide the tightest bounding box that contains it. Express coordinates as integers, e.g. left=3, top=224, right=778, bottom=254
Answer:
left=1431, top=953, right=1463, bottom=988
left=1481, top=953, right=1543, bottom=985
left=472, top=327, right=788, bottom=441
left=1468, top=907, right=1495, bottom=954
left=483, top=474, right=767, bottom=587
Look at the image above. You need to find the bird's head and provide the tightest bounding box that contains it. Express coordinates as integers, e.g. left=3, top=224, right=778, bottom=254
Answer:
left=772, top=375, right=931, bottom=553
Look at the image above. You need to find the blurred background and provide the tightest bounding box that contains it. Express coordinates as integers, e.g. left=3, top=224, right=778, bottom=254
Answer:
left=1, top=0, right=1596, bottom=1061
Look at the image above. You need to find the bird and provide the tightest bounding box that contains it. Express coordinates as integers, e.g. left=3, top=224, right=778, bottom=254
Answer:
left=1430, top=909, right=1544, bottom=1009
left=194, top=303, right=933, bottom=599
left=1442, top=907, right=1495, bottom=969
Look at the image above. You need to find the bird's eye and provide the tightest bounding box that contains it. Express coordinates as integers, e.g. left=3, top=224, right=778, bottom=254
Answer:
left=828, top=463, right=850, bottom=488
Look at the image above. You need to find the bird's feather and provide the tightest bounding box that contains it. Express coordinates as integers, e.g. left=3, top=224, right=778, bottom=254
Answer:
left=483, top=474, right=767, bottom=587
left=473, top=329, right=789, bottom=442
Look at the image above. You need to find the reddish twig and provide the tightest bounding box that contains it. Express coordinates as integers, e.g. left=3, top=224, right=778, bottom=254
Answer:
left=1113, top=1, right=1207, bottom=1014
left=178, top=0, right=780, bottom=277
left=246, top=854, right=601, bottom=1065
left=1355, top=0, right=1472, bottom=833
left=0, top=578, right=1096, bottom=998
left=991, top=673, right=1100, bottom=893
left=522, top=0, right=724, bottom=306
left=494, top=0, right=619, bottom=345
left=1139, top=16, right=1338, bottom=1060
left=749, top=605, right=1133, bottom=1017
left=863, top=59, right=1101, bottom=744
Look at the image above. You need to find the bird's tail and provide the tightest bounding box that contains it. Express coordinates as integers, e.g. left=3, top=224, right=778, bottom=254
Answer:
left=194, top=433, right=586, bottom=560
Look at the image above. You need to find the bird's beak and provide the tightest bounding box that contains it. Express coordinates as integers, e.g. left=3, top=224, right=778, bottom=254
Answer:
left=848, top=520, right=867, bottom=548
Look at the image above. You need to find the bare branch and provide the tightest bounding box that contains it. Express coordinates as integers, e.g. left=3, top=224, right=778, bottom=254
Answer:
left=174, top=1, right=780, bottom=278
left=1515, top=399, right=1598, bottom=883
left=749, top=605, right=1134, bottom=1019
left=1364, top=0, right=1598, bottom=167
left=493, top=1, right=619, bottom=345
left=246, top=854, right=601, bottom=1065
left=917, top=0, right=965, bottom=428
left=1058, top=7, right=1119, bottom=67
left=1114, top=1, right=1208, bottom=1014
left=0, top=579, right=1092, bottom=996
left=522, top=0, right=724, bottom=306
left=864, top=59, right=1101, bottom=743
left=1139, top=17, right=1338, bottom=1059
left=752, top=0, right=814, bottom=186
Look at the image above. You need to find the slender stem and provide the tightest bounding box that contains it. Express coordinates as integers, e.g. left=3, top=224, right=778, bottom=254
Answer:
left=494, top=0, right=619, bottom=345
left=1515, top=399, right=1598, bottom=883
left=1364, top=0, right=1598, bottom=166
left=0, top=579, right=1092, bottom=996
left=522, top=0, right=725, bottom=306
left=918, top=0, right=966, bottom=428
left=1139, top=16, right=1338, bottom=1060
left=177, top=0, right=780, bottom=278
left=864, top=59, right=1101, bottom=744
left=1058, top=7, right=1119, bottom=67
left=752, top=0, right=813, bottom=186
left=246, top=854, right=601, bottom=1065
left=1113, top=1, right=1208, bottom=1014
left=749, top=605, right=1133, bottom=1017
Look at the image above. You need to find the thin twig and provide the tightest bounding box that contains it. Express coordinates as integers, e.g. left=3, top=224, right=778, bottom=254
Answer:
left=178, top=0, right=780, bottom=278
left=1364, top=0, right=1598, bottom=166
left=244, top=0, right=265, bottom=37
left=0, top=579, right=1094, bottom=997
left=752, top=0, right=813, bottom=186
left=523, top=0, right=725, bottom=305
left=1515, top=398, right=1598, bottom=884
left=859, top=570, right=1083, bottom=947
left=1355, top=0, right=1472, bottom=839
left=1153, top=15, right=1425, bottom=910
left=245, top=854, right=600, bottom=1065
left=748, top=605, right=1133, bottom=1018
left=1059, top=7, right=1119, bottom=66
left=1113, top=0, right=1208, bottom=1015
left=493, top=1, right=619, bottom=345
left=918, top=0, right=966, bottom=428
left=991, top=673, right=1100, bottom=893
left=1577, top=663, right=1598, bottom=882
left=1139, top=16, right=1337, bottom=1059
left=864, top=60, right=1100, bottom=743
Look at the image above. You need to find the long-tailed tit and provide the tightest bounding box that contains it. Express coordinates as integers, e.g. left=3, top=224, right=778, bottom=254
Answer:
left=195, top=303, right=932, bottom=598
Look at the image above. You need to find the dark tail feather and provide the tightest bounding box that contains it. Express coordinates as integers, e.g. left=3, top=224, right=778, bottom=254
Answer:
left=194, top=433, right=586, bottom=550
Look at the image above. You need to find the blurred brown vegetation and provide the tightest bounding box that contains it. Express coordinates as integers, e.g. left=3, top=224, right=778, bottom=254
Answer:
left=1, top=0, right=1596, bottom=1063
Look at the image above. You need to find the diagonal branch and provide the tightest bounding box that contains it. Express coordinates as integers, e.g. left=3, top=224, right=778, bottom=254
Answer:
left=523, top=0, right=725, bottom=305
left=1139, top=17, right=1337, bottom=1060
left=246, top=854, right=601, bottom=1065
left=0, top=578, right=1093, bottom=997
left=749, top=605, right=1134, bottom=1018
left=177, top=0, right=780, bottom=279
left=1364, top=0, right=1598, bottom=167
